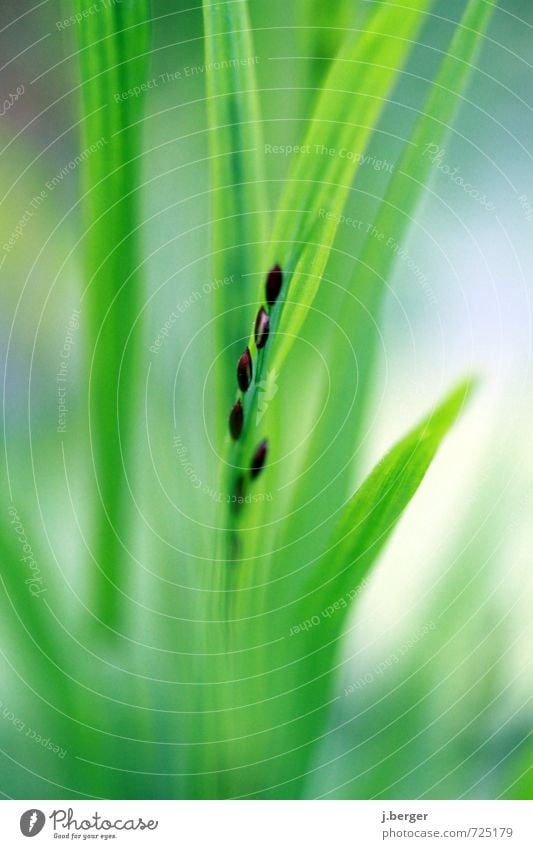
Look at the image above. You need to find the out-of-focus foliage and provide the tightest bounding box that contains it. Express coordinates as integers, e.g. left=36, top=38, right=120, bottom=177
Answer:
left=1, top=0, right=531, bottom=802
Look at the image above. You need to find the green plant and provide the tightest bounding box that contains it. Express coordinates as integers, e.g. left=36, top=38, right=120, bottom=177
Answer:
left=0, top=0, right=503, bottom=801
left=75, top=0, right=151, bottom=631
left=185, top=0, right=493, bottom=798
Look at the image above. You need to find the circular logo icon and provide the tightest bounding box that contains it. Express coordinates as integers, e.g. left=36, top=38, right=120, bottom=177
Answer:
left=20, top=810, right=46, bottom=837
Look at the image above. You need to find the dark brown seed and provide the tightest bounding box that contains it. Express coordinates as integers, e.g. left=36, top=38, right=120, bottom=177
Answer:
left=250, top=439, right=268, bottom=479
left=229, top=400, right=244, bottom=440
left=237, top=347, right=252, bottom=392
left=232, top=474, right=246, bottom=512
left=254, top=307, right=270, bottom=349
left=266, top=264, right=282, bottom=306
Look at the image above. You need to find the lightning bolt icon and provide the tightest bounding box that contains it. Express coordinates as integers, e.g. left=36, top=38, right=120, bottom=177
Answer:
left=28, top=811, right=38, bottom=833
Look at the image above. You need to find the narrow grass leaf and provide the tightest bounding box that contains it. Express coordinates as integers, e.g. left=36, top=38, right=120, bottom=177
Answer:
left=225, top=1, right=433, bottom=551
left=346, top=0, right=495, bottom=408
left=278, top=0, right=495, bottom=562
left=305, top=378, right=476, bottom=617
left=269, top=0, right=433, bottom=371
left=203, top=0, right=268, bottom=390
left=75, top=1, right=151, bottom=629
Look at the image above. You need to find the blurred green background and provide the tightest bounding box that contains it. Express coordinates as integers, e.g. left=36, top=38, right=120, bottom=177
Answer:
left=0, top=0, right=531, bottom=799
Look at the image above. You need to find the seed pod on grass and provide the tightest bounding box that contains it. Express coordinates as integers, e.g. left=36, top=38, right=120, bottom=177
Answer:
left=232, top=474, right=246, bottom=512
left=237, top=347, right=252, bottom=392
left=251, top=439, right=268, bottom=479
left=254, top=307, right=270, bottom=349
left=229, top=400, right=244, bottom=440
left=266, top=264, right=282, bottom=306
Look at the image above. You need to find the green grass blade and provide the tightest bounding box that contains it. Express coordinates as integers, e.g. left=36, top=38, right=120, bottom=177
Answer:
left=75, top=1, right=151, bottom=630
left=224, top=0, right=432, bottom=559
left=297, top=0, right=354, bottom=96
left=347, top=0, right=495, bottom=397
left=203, top=0, right=268, bottom=398
left=269, top=380, right=477, bottom=795
left=222, top=380, right=475, bottom=798
left=269, top=0, right=433, bottom=371
left=277, top=0, right=494, bottom=562
left=201, top=2, right=269, bottom=788
left=304, top=378, right=476, bottom=617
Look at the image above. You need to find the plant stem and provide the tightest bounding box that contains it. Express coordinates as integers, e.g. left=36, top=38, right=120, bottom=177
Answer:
left=75, top=1, right=151, bottom=631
